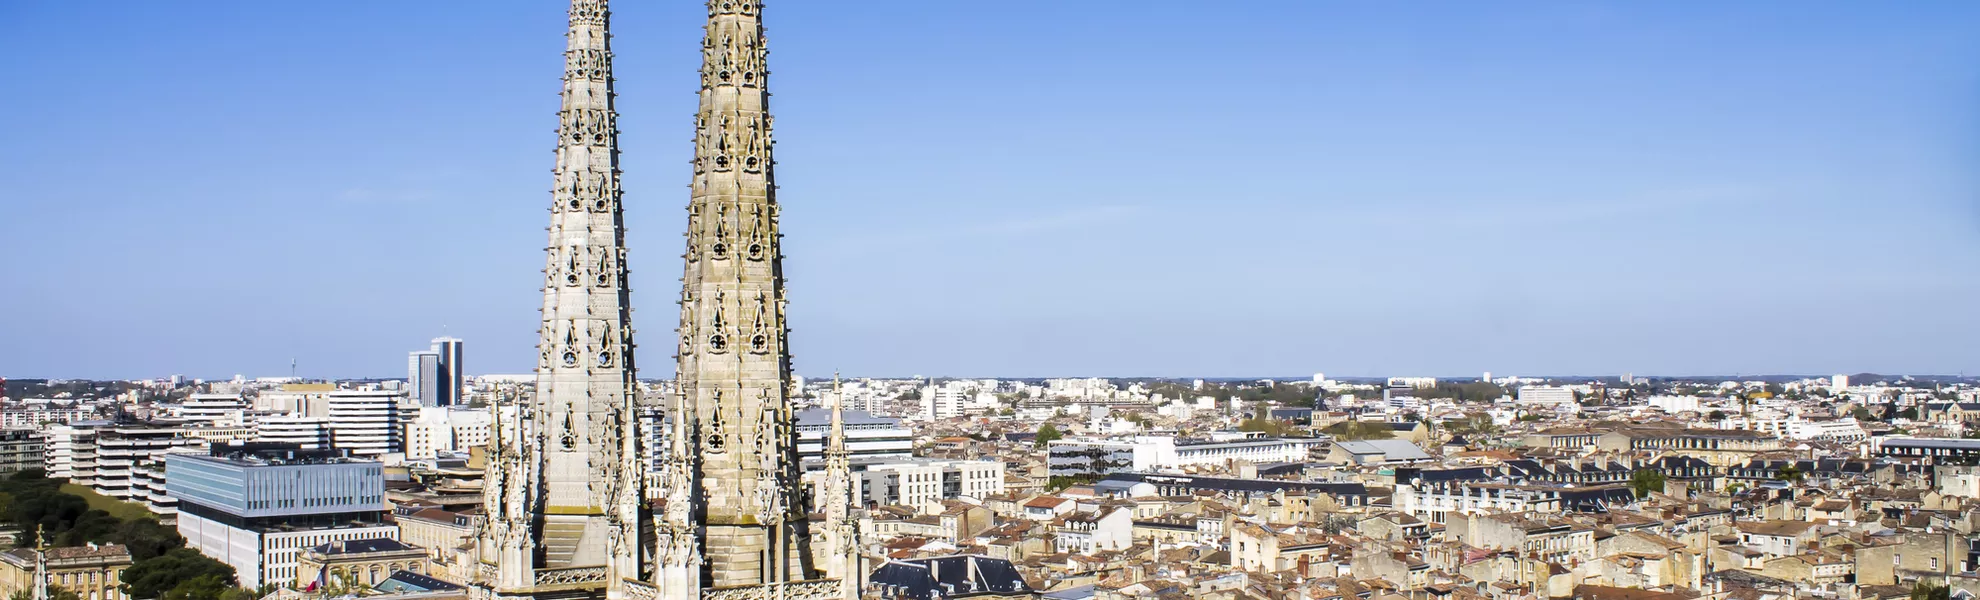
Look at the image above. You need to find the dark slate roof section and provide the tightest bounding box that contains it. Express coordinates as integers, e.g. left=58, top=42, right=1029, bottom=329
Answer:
left=1881, top=438, right=1980, bottom=450
left=1258, top=462, right=1306, bottom=476
left=1501, top=460, right=1547, bottom=477
left=1101, top=472, right=1369, bottom=497
left=375, top=570, right=462, bottom=593
left=869, top=555, right=1032, bottom=600
left=1560, top=487, right=1637, bottom=512
left=310, top=538, right=414, bottom=555
left=1400, top=467, right=1499, bottom=485
left=1656, top=456, right=1713, bottom=469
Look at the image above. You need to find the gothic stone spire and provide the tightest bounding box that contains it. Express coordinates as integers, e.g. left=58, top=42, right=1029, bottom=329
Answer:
left=675, top=0, right=813, bottom=588
left=821, top=375, right=863, bottom=599
left=475, top=0, right=643, bottom=597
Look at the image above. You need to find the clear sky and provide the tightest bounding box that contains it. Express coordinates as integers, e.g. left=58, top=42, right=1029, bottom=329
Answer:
left=3, top=2, right=1978, bottom=380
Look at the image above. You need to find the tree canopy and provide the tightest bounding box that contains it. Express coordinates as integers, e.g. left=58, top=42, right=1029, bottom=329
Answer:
left=1033, top=424, right=1063, bottom=448
left=1321, top=421, right=1395, bottom=441
left=124, top=549, right=238, bottom=600
left=1629, top=469, right=1667, bottom=499
left=0, top=471, right=240, bottom=600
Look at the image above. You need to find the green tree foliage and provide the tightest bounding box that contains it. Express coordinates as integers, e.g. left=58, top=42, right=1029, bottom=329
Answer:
left=3, top=471, right=121, bottom=548
left=1411, top=382, right=1508, bottom=403
left=1707, top=410, right=1727, bottom=421
left=1444, top=414, right=1499, bottom=437
left=1320, top=421, right=1394, bottom=441
left=1046, top=474, right=1102, bottom=492
left=1238, top=418, right=1287, bottom=436
left=123, top=548, right=237, bottom=600
left=1910, top=582, right=1950, bottom=600
left=1033, top=424, right=1063, bottom=448
left=0, top=471, right=243, bottom=600
left=1629, top=469, right=1667, bottom=499
left=10, top=586, right=82, bottom=600
left=1775, top=465, right=1804, bottom=482
left=116, top=518, right=186, bottom=562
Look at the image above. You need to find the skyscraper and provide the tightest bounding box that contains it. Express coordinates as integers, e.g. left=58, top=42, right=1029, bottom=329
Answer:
left=409, top=338, right=463, bottom=407
left=472, top=0, right=644, bottom=597
left=433, top=336, right=464, bottom=406
left=408, top=350, right=441, bottom=406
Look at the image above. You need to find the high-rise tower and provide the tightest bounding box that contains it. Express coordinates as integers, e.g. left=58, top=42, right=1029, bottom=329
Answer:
left=473, top=0, right=644, bottom=598
left=671, top=0, right=814, bottom=588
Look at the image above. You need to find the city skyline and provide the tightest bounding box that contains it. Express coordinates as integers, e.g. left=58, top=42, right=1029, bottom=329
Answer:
left=6, top=2, right=1980, bottom=379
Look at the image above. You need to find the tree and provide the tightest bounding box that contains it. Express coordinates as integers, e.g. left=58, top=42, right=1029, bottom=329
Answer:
left=1033, top=424, right=1063, bottom=448
left=1445, top=414, right=1499, bottom=437
left=1899, top=407, right=1920, bottom=421
left=1911, top=582, right=1950, bottom=600
left=10, top=586, right=81, bottom=600
left=1046, top=474, right=1101, bottom=492
left=1321, top=421, right=1394, bottom=441
left=122, top=548, right=237, bottom=600
left=1238, top=418, right=1286, bottom=436
left=115, top=518, right=185, bottom=562
left=1629, top=469, right=1667, bottom=499
left=1851, top=406, right=1873, bottom=421
left=1774, top=465, right=1804, bottom=482
left=1707, top=410, right=1726, bottom=421
left=162, top=574, right=234, bottom=600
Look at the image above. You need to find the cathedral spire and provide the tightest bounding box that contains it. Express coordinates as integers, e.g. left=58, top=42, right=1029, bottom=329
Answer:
left=473, top=0, right=643, bottom=597
left=821, top=374, right=863, bottom=599
left=676, top=0, right=813, bottom=588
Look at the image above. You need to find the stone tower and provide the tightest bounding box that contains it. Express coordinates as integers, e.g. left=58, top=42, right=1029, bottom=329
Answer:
left=671, top=0, right=815, bottom=589
left=473, top=0, right=645, bottom=598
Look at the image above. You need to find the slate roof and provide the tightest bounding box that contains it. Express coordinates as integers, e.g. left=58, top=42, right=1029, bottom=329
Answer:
left=869, top=555, right=1031, bottom=600
left=372, top=570, right=463, bottom=593
left=1335, top=440, right=1433, bottom=462
left=310, top=538, right=415, bottom=555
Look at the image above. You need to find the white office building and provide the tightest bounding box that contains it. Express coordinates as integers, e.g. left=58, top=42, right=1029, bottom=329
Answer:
left=1047, top=436, right=1329, bottom=477
left=93, top=426, right=204, bottom=501
left=44, top=422, right=105, bottom=483
left=1646, top=395, right=1702, bottom=413
left=1517, top=386, right=1578, bottom=407
left=255, top=416, right=332, bottom=450
left=325, top=391, right=414, bottom=458
left=920, top=383, right=970, bottom=420
left=803, top=457, right=1005, bottom=512
left=794, top=408, right=913, bottom=463
left=404, top=407, right=494, bottom=460
left=1, top=406, right=92, bottom=430
left=1785, top=418, right=1869, bottom=443
left=168, top=447, right=394, bottom=589
left=178, top=393, right=252, bottom=427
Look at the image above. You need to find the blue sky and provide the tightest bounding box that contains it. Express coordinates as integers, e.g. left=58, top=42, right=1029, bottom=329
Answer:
left=3, top=2, right=1978, bottom=379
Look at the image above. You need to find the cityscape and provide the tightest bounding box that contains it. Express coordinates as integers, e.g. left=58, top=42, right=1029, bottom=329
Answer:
left=3, top=3, right=1979, bottom=600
